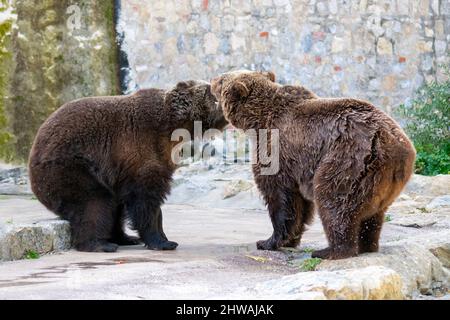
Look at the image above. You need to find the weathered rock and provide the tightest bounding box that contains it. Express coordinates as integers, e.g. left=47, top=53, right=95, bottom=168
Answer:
left=248, top=266, right=404, bottom=300
left=426, top=195, right=450, bottom=211
left=404, top=175, right=450, bottom=197
left=40, top=220, right=72, bottom=252
left=416, top=41, right=433, bottom=53
left=242, top=224, right=450, bottom=299
left=0, top=167, right=27, bottom=182
left=317, top=244, right=449, bottom=298
left=223, top=179, right=254, bottom=199
left=0, top=220, right=71, bottom=261
left=0, top=225, right=52, bottom=260
left=377, top=37, right=393, bottom=55
left=167, top=162, right=266, bottom=209
left=387, top=198, right=431, bottom=215
left=389, top=214, right=438, bottom=228
left=0, top=167, right=32, bottom=195
left=430, top=244, right=450, bottom=269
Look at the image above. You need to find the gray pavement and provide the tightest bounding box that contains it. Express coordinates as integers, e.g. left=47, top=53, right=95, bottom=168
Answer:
left=0, top=197, right=448, bottom=299
left=0, top=200, right=313, bottom=299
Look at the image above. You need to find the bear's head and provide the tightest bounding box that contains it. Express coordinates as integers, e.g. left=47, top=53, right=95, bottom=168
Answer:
left=166, top=80, right=228, bottom=132
left=210, top=70, right=276, bottom=130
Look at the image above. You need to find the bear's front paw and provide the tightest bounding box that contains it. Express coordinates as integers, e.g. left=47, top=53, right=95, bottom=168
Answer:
left=145, top=238, right=178, bottom=251
left=256, top=238, right=279, bottom=251
left=143, top=232, right=178, bottom=251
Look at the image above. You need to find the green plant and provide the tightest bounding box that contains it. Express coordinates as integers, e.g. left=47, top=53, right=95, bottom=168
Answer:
left=384, top=214, right=392, bottom=222
left=302, top=247, right=314, bottom=253
left=398, top=63, right=450, bottom=175
left=300, top=258, right=322, bottom=271
left=414, top=146, right=449, bottom=176
left=24, top=250, right=40, bottom=260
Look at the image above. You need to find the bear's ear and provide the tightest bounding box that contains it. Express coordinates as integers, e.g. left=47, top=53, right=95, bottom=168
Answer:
left=262, top=71, right=276, bottom=82
left=175, top=80, right=196, bottom=90
left=230, top=81, right=249, bottom=100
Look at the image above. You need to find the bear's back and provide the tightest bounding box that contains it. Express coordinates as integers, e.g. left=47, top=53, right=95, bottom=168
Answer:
left=29, top=89, right=166, bottom=165
left=31, top=96, right=120, bottom=158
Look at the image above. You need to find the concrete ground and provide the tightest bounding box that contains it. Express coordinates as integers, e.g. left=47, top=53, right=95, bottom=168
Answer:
left=0, top=197, right=448, bottom=299
left=0, top=200, right=310, bottom=299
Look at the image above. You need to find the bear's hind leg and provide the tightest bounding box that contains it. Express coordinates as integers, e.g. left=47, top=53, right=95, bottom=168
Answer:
left=36, top=162, right=119, bottom=253
left=311, top=207, right=360, bottom=260
left=110, top=204, right=141, bottom=246
left=70, top=195, right=119, bottom=252
left=357, top=172, right=406, bottom=254
left=312, top=182, right=361, bottom=259
left=358, top=210, right=385, bottom=254
left=311, top=150, right=377, bottom=260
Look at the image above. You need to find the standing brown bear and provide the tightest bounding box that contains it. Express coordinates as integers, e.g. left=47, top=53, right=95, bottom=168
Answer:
left=29, top=80, right=227, bottom=252
left=211, top=70, right=415, bottom=260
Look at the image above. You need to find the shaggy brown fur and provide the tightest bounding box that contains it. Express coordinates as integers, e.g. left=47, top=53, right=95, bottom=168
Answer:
left=211, top=71, right=415, bottom=260
left=29, top=80, right=227, bottom=252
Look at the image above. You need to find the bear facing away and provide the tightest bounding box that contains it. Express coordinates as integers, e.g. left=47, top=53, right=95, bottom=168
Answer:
left=29, top=80, right=227, bottom=252
left=211, top=70, right=416, bottom=260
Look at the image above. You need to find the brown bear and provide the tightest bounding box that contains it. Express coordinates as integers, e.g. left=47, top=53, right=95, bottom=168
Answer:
left=211, top=70, right=416, bottom=260
left=29, top=80, right=227, bottom=252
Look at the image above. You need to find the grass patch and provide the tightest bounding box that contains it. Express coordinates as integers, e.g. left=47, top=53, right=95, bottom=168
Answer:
left=300, top=258, right=322, bottom=271
left=24, top=250, right=40, bottom=260
left=302, top=247, right=314, bottom=253
left=384, top=214, right=392, bottom=222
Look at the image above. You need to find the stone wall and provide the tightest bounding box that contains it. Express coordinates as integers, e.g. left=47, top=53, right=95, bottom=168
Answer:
left=0, top=0, right=448, bottom=162
left=0, top=0, right=119, bottom=162
left=118, top=0, right=449, bottom=115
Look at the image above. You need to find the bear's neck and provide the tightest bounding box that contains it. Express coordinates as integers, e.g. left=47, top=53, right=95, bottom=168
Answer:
left=231, top=84, right=317, bottom=130
left=227, top=91, right=290, bottom=130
